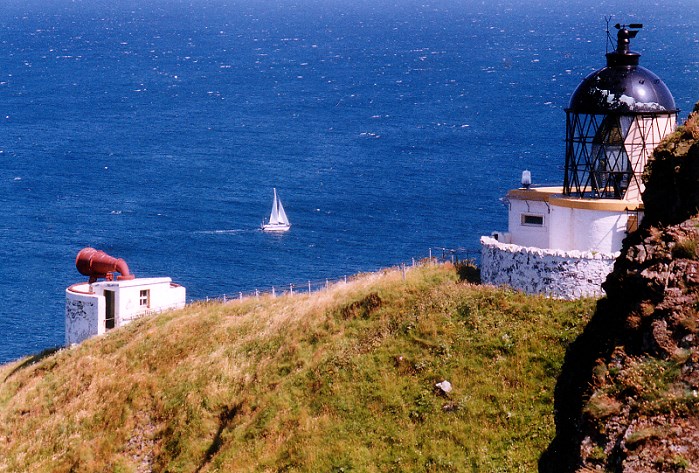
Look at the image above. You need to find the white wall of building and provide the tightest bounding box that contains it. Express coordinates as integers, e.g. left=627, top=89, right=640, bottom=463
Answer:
left=505, top=187, right=641, bottom=254
left=548, top=204, right=634, bottom=253
left=65, top=289, right=103, bottom=345
left=65, top=277, right=186, bottom=345
left=548, top=204, right=573, bottom=251
left=508, top=198, right=549, bottom=248
left=103, top=278, right=186, bottom=326
left=480, top=236, right=617, bottom=299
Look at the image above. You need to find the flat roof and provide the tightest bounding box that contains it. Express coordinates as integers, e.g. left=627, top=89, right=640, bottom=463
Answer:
left=507, top=186, right=643, bottom=212
left=507, top=186, right=562, bottom=202
left=67, top=277, right=175, bottom=295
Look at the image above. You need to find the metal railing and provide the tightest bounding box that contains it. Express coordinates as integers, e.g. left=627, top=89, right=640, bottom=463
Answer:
left=196, top=246, right=479, bottom=305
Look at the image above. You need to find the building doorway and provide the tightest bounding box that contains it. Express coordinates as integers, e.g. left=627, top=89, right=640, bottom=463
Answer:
left=105, top=290, right=115, bottom=330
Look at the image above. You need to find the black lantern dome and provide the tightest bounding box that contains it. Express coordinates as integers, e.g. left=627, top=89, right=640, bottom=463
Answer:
left=563, top=24, right=678, bottom=199
left=568, top=27, right=675, bottom=114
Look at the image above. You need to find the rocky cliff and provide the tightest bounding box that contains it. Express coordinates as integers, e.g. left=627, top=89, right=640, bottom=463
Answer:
left=541, top=104, right=699, bottom=472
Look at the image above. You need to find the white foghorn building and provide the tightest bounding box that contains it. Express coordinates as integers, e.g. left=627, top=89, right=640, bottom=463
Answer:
left=481, top=25, right=677, bottom=299
left=65, top=247, right=186, bottom=345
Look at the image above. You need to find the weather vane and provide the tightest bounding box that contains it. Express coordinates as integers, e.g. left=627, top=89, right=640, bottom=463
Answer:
left=605, top=17, right=643, bottom=54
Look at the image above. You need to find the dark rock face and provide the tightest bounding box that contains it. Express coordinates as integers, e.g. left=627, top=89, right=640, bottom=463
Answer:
left=643, top=103, right=699, bottom=227
left=540, top=104, right=699, bottom=472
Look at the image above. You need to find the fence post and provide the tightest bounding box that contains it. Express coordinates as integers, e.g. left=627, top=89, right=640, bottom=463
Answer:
left=401, top=263, right=406, bottom=281
left=326, top=279, right=329, bottom=288
left=255, top=289, right=259, bottom=299
left=223, top=294, right=227, bottom=303
left=412, top=257, right=415, bottom=267
left=272, top=287, right=276, bottom=298
left=344, top=275, right=347, bottom=283
left=290, top=283, right=293, bottom=295
left=308, top=281, right=311, bottom=293
left=239, top=292, right=243, bottom=301
left=429, top=247, right=432, bottom=263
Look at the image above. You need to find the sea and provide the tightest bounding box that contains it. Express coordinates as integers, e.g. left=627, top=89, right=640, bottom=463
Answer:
left=1, top=0, right=698, bottom=363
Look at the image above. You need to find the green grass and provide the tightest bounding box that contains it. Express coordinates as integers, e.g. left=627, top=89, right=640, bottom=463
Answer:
left=0, top=264, right=594, bottom=473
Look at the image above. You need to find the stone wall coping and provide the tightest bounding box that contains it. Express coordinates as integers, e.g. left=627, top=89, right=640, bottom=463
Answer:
left=480, top=236, right=619, bottom=261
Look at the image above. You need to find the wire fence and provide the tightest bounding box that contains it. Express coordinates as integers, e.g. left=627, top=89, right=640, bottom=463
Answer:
left=196, top=246, right=479, bottom=305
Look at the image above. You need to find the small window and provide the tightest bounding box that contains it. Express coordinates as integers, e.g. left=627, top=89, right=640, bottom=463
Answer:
left=139, top=289, right=150, bottom=308
left=521, top=214, right=544, bottom=226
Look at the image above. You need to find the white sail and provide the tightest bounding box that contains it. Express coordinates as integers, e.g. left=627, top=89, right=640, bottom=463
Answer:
left=276, top=194, right=289, bottom=225
left=269, top=188, right=280, bottom=224
left=262, top=188, right=291, bottom=232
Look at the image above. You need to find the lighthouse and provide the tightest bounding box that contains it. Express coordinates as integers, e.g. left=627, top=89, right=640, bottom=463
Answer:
left=481, top=24, right=678, bottom=299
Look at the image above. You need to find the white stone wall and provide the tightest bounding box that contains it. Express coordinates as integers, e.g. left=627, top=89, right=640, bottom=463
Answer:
left=480, top=236, right=618, bottom=299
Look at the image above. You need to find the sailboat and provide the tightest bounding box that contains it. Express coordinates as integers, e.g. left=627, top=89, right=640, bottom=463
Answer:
left=261, top=188, right=291, bottom=232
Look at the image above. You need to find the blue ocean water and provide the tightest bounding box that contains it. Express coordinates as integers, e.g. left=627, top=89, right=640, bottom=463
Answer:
left=1, top=0, right=698, bottom=363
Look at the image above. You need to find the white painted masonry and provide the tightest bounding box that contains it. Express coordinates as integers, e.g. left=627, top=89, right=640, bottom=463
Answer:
left=506, top=187, right=641, bottom=254
left=547, top=202, right=635, bottom=253
left=65, top=277, right=186, bottom=345
left=480, top=236, right=617, bottom=300
left=507, top=197, right=550, bottom=249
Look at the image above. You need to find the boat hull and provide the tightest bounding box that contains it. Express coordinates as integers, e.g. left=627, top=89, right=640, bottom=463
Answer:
left=261, top=223, right=291, bottom=232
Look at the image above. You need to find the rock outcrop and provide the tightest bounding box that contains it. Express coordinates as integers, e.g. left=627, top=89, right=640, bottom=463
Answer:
left=540, top=104, right=699, bottom=472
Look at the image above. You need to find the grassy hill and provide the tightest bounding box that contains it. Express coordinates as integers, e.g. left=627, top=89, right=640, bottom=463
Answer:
left=0, top=264, right=594, bottom=473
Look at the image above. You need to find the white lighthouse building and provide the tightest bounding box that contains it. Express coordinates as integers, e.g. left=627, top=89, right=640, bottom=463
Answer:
left=65, top=248, right=186, bottom=345
left=481, top=24, right=678, bottom=299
